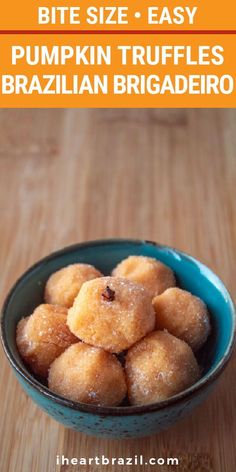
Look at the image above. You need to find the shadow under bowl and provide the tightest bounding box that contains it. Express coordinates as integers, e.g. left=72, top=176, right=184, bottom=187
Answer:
left=1, top=239, right=235, bottom=439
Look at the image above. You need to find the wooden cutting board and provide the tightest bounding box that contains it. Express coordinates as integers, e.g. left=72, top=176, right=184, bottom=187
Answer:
left=0, top=109, right=235, bottom=472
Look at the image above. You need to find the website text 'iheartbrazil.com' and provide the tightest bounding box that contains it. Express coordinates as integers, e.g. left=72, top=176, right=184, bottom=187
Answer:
left=56, top=455, right=179, bottom=467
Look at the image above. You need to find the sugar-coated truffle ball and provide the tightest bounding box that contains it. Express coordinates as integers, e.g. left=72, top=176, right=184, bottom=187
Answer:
left=44, top=263, right=103, bottom=308
left=153, top=288, right=210, bottom=351
left=67, top=276, right=155, bottom=353
left=16, top=304, right=77, bottom=377
left=48, top=343, right=127, bottom=406
left=112, top=256, right=176, bottom=297
left=125, top=331, right=200, bottom=405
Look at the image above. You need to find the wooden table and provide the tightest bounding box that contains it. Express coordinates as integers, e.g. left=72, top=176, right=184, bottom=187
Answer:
left=0, top=109, right=235, bottom=472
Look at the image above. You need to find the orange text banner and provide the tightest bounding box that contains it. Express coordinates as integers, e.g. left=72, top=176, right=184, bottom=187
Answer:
left=1, top=1, right=236, bottom=31
left=0, top=34, right=236, bottom=108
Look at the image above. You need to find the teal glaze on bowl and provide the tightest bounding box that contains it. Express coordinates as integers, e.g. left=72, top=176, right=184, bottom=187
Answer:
left=1, top=239, right=235, bottom=439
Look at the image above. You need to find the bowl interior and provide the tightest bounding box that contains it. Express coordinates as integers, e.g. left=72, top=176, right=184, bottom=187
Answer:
left=2, top=239, right=235, bottom=404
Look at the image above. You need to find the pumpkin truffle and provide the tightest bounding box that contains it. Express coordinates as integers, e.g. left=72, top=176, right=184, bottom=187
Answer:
left=67, top=276, right=155, bottom=353
left=153, top=288, right=210, bottom=351
left=112, top=256, right=176, bottom=297
left=48, top=343, right=127, bottom=406
left=125, top=331, right=200, bottom=405
left=16, top=304, right=77, bottom=377
left=45, top=263, right=103, bottom=308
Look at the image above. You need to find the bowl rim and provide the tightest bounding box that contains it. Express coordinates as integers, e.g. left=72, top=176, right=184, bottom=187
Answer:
left=1, top=238, right=236, bottom=417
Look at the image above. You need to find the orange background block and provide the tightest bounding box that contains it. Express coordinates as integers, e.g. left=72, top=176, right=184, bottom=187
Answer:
left=0, top=34, right=235, bottom=108
left=1, top=0, right=236, bottom=30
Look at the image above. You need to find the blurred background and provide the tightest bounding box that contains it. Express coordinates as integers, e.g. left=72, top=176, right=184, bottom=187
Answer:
left=0, top=108, right=236, bottom=472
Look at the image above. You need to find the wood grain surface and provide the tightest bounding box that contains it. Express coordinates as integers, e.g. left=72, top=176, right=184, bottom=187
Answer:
left=0, top=109, right=235, bottom=472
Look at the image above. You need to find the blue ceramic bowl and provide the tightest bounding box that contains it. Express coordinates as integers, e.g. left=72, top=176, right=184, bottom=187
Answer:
left=1, top=239, right=235, bottom=439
